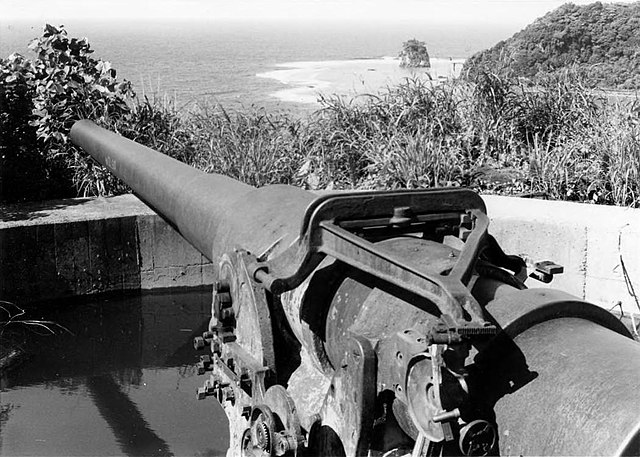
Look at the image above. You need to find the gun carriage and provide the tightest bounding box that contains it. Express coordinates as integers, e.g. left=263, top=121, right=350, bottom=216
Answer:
left=71, top=120, right=640, bottom=456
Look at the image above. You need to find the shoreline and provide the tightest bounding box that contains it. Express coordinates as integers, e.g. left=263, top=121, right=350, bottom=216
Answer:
left=256, top=57, right=465, bottom=105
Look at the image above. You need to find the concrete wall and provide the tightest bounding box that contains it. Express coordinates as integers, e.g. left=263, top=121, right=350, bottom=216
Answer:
left=484, top=195, right=640, bottom=315
left=0, top=195, right=213, bottom=304
left=2, top=193, right=639, bottom=316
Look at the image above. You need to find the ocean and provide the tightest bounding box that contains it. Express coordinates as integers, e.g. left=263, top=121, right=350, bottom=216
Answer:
left=1, top=20, right=517, bottom=114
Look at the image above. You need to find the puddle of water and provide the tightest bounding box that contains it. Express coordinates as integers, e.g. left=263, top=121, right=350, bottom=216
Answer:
left=0, top=287, right=229, bottom=456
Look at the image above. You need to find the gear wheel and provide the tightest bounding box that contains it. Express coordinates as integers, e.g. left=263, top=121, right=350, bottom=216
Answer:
left=241, top=405, right=276, bottom=457
left=254, top=419, right=271, bottom=452
left=458, top=420, right=497, bottom=456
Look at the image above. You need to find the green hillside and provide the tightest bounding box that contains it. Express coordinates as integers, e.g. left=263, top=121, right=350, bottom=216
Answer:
left=463, top=2, right=640, bottom=89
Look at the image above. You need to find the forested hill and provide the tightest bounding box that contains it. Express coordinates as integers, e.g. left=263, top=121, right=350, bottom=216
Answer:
left=463, top=2, right=640, bottom=89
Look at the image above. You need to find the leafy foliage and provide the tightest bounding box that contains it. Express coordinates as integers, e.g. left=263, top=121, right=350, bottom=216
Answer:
left=0, top=53, right=48, bottom=201
left=27, top=25, right=135, bottom=154
left=1, top=24, right=136, bottom=202
left=463, top=2, right=640, bottom=89
left=399, top=39, right=431, bottom=68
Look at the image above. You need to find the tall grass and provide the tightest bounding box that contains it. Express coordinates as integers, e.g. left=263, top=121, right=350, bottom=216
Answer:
left=188, top=104, right=304, bottom=187
left=81, top=71, right=640, bottom=208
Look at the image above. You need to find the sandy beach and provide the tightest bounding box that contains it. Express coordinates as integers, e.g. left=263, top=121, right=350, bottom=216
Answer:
left=256, top=57, right=465, bottom=105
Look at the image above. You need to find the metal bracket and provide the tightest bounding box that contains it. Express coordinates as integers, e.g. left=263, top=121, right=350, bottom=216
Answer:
left=529, top=260, right=564, bottom=283
left=316, top=334, right=377, bottom=457
left=250, top=189, right=496, bottom=325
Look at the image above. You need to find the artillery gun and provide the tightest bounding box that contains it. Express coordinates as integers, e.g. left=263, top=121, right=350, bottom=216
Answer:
left=71, top=120, right=640, bottom=456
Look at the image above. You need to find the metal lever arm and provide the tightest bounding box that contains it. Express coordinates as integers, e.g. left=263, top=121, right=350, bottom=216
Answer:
left=251, top=190, right=494, bottom=324
left=317, top=221, right=484, bottom=322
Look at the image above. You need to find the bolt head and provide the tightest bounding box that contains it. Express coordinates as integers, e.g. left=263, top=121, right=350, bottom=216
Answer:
left=193, top=336, right=206, bottom=350
left=196, top=387, right=207, bottom=400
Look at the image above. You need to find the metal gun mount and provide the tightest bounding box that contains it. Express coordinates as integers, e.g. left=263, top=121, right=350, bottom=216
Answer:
left=71, top=120, right=640, bottom=457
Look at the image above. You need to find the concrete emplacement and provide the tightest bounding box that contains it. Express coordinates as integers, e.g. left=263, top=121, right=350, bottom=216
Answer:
left=1, top=193, right=639, bottom=324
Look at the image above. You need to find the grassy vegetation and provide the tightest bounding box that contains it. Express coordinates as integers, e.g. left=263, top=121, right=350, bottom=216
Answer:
left=2, top=25, right=639, bottom=207
left=105, top=71, right=639, bottom=207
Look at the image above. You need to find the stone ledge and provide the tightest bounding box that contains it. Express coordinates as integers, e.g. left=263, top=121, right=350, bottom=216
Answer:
left=0, top=195, right=155, bottom=228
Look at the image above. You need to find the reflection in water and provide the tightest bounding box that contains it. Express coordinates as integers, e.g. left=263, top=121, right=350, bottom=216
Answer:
left=0, top=288, right=229, bottom=456
left=87, top=375, right=174, bottom=457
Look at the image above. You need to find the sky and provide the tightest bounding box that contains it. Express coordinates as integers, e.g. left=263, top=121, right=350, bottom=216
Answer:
left=2, top=0, right=638, bottom=26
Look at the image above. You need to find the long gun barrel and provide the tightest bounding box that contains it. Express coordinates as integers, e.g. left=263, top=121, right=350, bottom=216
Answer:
left=71, top=120, right=640, bottom=456
left=70, top=119, right=315, bottom=263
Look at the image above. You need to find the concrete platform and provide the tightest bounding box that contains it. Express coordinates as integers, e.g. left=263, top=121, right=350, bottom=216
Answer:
left=0, top=195, right=213, bottom=304
left=1, top=194, right=639, bottom=321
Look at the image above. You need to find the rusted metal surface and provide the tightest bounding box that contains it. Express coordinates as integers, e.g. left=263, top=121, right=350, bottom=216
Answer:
left=72, top=121, right=640, bottom=456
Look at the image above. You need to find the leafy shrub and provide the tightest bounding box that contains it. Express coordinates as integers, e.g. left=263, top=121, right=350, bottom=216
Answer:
left=27, top=25, right=134, bottom=155
left=0, top=24, right=135, bottom=202
left=0, top=53, right=49, bottom=201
